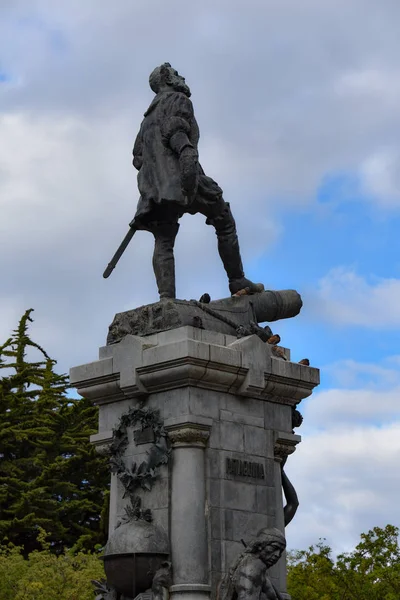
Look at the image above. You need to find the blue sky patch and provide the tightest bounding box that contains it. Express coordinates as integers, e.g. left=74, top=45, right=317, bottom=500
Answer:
left=317, top=171, right=361, bottom=205
left=16, top=15, right=69, bottom=56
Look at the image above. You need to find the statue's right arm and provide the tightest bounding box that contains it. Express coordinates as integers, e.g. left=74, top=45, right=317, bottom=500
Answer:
left=281, top=466, right=299, bottom=527
left=160, top=94, right=197, bottom=157
left=161, top=94, right=199, bottom=197
left=132, top=131, right=143, bottom=170
left=236, top=578, right=259, bottom=600
left=263, top=579, right=283, bottom=600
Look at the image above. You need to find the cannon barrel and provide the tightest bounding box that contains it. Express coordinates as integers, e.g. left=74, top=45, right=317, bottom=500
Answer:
left=208, top=289, right=303, bottom=325
left=106, top=290, right=303, bottom=344
left=250, top=289, right=303, bottom=323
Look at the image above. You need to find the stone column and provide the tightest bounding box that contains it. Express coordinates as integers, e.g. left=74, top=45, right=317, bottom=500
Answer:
left=166, top=421, right=211, bottom=600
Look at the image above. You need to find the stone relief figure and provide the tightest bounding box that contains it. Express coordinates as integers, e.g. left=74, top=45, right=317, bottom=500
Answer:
left=151, top=561, right=172, bottom=600
left=93, top=561, right=171, bottom=600
left=218, top=528, right=286, bottom=600
left=131, top=62, right=263, bottom=300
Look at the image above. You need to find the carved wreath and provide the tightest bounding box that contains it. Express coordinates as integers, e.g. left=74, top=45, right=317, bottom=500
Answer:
left=109, top=405, right=171, bottom=523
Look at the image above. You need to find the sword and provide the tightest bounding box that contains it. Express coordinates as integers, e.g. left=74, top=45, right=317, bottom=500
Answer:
left=103, top=220, right=137, bottom=279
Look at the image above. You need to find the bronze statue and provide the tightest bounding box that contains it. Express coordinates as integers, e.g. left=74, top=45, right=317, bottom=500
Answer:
left=218, top=528, right=286, bottom=600
left=104, top=63, right=263, bottom=300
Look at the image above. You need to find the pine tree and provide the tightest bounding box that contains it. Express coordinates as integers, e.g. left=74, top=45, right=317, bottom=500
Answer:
left=0, top=310, right=109, bottom=555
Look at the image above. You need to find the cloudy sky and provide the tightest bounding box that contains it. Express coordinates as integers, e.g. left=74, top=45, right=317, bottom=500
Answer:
left=2, top=0, right=400, bottom=555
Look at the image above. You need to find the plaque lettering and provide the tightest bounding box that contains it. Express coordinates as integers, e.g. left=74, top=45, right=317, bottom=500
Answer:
left=226, top=457, right=265, bottom=479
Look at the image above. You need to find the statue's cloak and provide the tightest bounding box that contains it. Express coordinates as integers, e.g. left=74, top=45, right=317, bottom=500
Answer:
left=132, top=90, right=222, bottom=227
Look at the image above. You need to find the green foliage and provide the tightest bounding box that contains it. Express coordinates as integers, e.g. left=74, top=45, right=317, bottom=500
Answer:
left=287, top=539, right=338, bottom=600
left=288, top=524, right=400, bottom=600
left=0, top=310, right=109, bottom=555
left=0, top=530, right=104, bottom=600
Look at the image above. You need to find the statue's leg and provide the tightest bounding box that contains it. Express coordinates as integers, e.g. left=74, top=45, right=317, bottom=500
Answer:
left=151, top=221, right=180, bottom=300
left=201, top=198, right=264, bottom=295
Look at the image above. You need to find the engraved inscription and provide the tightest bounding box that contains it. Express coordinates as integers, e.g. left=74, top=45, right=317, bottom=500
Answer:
left=226, top=457, right=265, bottom=479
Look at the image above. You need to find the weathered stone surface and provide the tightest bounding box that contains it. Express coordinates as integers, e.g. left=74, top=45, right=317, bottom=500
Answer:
left=244, top=424, right=268, bottom=457
left=222, top=480, right=258, bottom=512
left=220, top=421, right=244, bottom=453
left=209, top=478, right=222, bottom=508
left=220, top=408, right=264, bottom=428
left=264, top=402, right=292, bottom=432
left=224, top=510, right=271, bottom=541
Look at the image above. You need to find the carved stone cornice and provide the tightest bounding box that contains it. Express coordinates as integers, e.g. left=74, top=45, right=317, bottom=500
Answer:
left=167, top=423, right=210, bottom=448
left=274, top=432, right=301, bottom=462
left=70, top=328, right=320, bottom=408
left=90, top=430, right=113, bottom=455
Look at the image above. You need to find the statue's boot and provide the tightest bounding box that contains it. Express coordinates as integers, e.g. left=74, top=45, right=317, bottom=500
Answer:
left=207, top=202, right=264, bottom=295
left=152, top=223, right=179, bottom=299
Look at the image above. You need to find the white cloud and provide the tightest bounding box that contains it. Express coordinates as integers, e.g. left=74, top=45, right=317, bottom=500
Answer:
left=302, top=387, right=400, bottom=428
left=310, top=267, right=400, bottom=327
left=286, top=371, right=400, bottom=553
left=2, top=0, right=400, bottom=210
left=324, top=356, right=400, bottom=389
left=335, top=68, right=400, bottom=105
left=359, top=148, right=400, bottom=206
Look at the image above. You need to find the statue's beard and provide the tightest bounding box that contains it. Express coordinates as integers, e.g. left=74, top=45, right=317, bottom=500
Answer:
left=170, top=77, right=191, bottom=97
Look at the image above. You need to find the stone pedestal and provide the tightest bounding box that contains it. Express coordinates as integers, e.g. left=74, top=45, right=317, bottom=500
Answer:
left=70, top=325, right=319, bottom=599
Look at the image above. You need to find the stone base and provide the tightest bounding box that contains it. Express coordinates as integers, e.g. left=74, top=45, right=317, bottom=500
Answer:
left=70, top=324, right=319, bottom=598
left=170, top=584, right=212, bottom=600
left=133, top=593, right=153, bottom=600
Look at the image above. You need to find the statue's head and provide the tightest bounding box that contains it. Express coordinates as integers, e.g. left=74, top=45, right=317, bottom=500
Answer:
left=247, top=528, right=286, bottom=568
left=149, top=63, right=191, bottom=97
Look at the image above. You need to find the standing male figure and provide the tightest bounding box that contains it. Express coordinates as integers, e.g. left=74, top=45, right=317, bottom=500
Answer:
left=131, top=62, right=263, bottom=300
